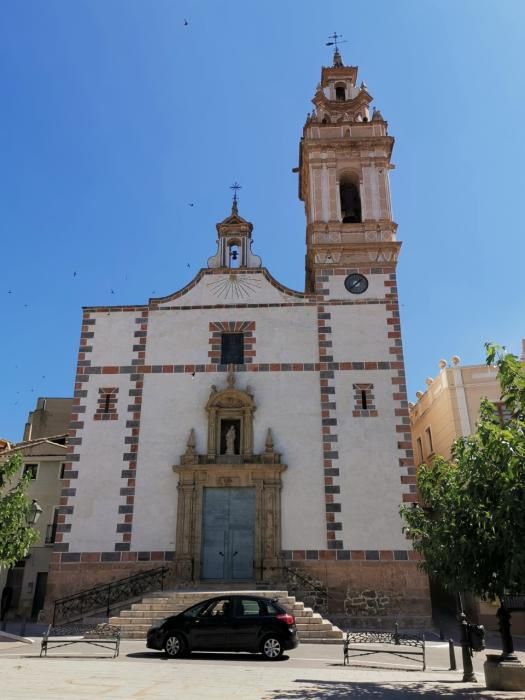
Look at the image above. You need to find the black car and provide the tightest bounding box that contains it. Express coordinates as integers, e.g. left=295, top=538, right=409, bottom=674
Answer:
left=146, top=594, right=299, bottom=660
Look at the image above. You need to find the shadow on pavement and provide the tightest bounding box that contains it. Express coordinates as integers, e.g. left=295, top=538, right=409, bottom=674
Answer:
left=265, top=679, right=523, bottom=699
left=126, top=651, right=290, bottom=662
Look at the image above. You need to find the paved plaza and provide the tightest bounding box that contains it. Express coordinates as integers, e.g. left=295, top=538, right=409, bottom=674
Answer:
left=1, top=635, right=524, bottom=699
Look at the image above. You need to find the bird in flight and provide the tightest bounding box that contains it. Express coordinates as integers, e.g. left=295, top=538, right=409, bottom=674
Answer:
left=188, top=203, right=194, bottom=207
left=184, top=19, right=189, bottom=26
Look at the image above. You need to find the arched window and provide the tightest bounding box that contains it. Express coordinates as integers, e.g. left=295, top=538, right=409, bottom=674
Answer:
left=335, top=85, right=346, bottom=101
left=339, top=177, right=362, bottom=223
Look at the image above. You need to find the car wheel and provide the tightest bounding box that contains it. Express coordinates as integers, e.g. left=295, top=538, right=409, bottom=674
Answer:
left=164, top=633, right=186, bottom=658
left=261, top=635, right=283, bottom=660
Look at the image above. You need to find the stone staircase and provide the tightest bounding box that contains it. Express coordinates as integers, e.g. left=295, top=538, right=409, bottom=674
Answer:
left=110, top=589, right=344, bottom=644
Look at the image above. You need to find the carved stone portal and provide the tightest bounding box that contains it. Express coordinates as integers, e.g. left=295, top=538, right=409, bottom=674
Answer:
left=173, top=374, right=286, bottom=582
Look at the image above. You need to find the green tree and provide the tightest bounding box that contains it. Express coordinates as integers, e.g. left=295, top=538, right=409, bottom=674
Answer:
left=400, top=343, right=525, bottom=603
left=0, top=452, right=39, bottom=569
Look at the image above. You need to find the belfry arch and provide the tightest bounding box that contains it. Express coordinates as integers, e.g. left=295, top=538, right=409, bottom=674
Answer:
left=339, top=173, right=362, bottom=223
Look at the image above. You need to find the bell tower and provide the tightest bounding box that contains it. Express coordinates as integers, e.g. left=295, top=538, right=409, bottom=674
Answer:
left=299, top=48, right=400, bottom=292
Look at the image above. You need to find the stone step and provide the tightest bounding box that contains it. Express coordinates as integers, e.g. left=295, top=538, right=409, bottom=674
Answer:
left=111, top=587, right=341, bottom=644
left=128, top=602, right=309, bottom=615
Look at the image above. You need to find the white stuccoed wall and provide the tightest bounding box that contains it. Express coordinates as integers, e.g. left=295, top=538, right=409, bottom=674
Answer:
left=88, top=312, right=138, bottom=367
left=68, top=373, right=132, bottom=551
left=330, top=304, right=390, bottom=361
left=66, top=268, right=408, bottom=554
left=335, top=370, right=408, bottom=549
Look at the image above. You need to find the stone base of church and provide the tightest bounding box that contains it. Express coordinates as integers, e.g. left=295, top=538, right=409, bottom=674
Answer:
left=45, top=557, right=431, bottom=630
left=270, top=560, right=432, bottom=630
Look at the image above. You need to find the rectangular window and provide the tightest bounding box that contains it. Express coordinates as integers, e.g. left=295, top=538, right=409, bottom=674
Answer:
left=425, top=427, right=434, bottom=454
left=45, top=508, right=60, bottom=545
left=416, top=437, right=424, bottom=464
left=221, top=333, right=244, bottom=365
left=23, top=463, right=38, bottom=480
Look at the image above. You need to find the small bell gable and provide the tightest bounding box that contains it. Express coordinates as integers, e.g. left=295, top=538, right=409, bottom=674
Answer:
left=207, top=198, right=262, bottom=269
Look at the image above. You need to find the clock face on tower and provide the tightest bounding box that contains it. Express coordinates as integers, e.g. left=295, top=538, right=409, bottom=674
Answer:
left=344, top=273, right=368, bottom=294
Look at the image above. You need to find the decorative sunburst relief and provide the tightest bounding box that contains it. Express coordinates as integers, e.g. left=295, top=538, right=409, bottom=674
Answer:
left=206, top=274, right=263, bottom=300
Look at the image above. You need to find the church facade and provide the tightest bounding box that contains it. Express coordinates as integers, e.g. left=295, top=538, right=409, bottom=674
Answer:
left=47, top=51, right=430, bottom=625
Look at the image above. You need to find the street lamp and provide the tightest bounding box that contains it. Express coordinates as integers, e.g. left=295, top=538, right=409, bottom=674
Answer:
left=28, top=499, right=43, bottom=525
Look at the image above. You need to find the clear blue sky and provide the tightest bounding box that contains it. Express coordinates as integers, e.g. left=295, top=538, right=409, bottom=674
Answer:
left=1, top=1, right=524, bottom=440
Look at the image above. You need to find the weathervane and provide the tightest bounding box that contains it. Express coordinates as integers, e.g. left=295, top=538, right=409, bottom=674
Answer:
left=326, top=32, right=346, bottom=50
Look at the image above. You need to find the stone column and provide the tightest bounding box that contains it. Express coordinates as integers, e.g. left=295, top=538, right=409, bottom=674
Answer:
left=207, top=408, right=217, bottom=460
left=174, top=480, right=196, bottom=580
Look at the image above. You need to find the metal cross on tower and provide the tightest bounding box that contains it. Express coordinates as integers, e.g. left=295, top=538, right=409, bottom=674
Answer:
left=230, top=182, right=242, bottom=204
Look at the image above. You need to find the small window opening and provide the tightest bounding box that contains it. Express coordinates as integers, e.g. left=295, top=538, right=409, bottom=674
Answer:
left=416, top=437, right=424, bottom=464
left=46, top=507, right=60, bottom=544
left=23, top=463, right=38, bottom=480
left=321, top=117, right=328, bottom=124
left=221, top=333, right=244, bottom=365
left=340, top=180, right=362, bottom=223
left=425, top=427, right=434, bottom=454
left=59, top=463, right=66, bottom=479
left=360, top=390, right=368, bottom=410
left=335, top=86, right=346, bottom=101
left=104, top=394, right=111, bottom=413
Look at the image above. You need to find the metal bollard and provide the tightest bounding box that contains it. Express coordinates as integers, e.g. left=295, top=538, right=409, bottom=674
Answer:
left=448, top=638, right=457, bottom=670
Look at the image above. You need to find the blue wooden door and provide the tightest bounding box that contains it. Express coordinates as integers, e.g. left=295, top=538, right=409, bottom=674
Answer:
left=201, top=488, right=255, bottom=580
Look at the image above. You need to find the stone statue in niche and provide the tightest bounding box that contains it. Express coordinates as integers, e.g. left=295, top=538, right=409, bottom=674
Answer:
left=220, top=419, right=240, bottom=456
left=225, top=425, right=236, bottom=455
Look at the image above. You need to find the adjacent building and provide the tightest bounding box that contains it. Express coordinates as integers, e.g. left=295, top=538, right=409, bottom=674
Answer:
left=409, top=356, right=506, bottom=465
left=0, top=398, right=71, bottom=621
left=409, top=344, right=525, bottom=632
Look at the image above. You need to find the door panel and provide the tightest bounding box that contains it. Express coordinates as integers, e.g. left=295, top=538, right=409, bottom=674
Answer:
left=201, top=488, right=255, bottom=580
left=201, top=489, right=228, bottom=580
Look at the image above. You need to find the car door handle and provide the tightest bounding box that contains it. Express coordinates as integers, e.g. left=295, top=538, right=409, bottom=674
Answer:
left=233, top=551, right=238, bottom=557
left=219, top=551, right=224, bottom=557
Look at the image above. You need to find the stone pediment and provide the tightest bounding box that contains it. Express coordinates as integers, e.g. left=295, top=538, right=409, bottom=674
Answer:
left=152, top=268, right=306, bottom=307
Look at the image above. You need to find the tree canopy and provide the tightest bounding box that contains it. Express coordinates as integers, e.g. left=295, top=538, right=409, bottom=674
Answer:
left=0, top=452, right=39, bottom=569
left=401, top=343, right=525, bottom=601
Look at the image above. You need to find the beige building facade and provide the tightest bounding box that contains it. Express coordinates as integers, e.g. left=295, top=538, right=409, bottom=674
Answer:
left=0, top=398, right=71, bottom=621
left=409, top=347, right=524, bottom=631
left=409, top=357, right=505, bottom=465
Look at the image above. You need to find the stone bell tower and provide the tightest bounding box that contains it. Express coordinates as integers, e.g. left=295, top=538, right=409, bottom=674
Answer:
left=299, top=47, right=400, bottom=292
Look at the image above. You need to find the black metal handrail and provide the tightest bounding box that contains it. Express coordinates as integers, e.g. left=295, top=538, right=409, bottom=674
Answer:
left=52, top=566, right=168, bottom=625
left=282, top=564, right=332, bottom=597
